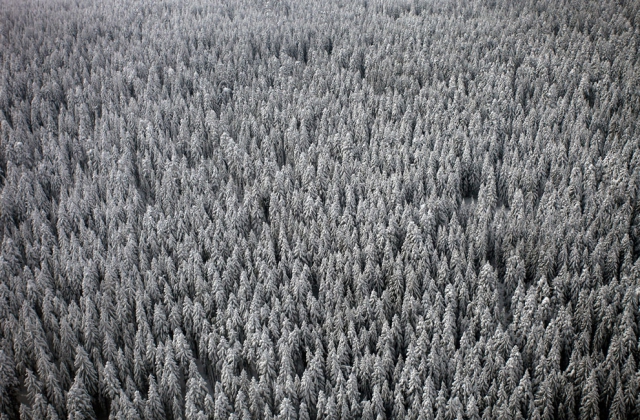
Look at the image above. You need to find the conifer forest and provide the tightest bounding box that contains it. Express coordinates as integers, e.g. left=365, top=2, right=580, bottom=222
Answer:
left=2, top=0, right=640, bottom=419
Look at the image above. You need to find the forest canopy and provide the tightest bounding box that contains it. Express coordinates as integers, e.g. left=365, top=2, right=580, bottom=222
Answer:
left=1, top=0, right=640, bottom=419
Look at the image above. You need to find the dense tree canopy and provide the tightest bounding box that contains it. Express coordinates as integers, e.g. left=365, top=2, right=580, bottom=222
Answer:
left=1, top=0, right=640, bottom=419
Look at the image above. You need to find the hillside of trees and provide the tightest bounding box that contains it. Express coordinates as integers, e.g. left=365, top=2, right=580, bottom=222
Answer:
left=1, top=0, right=640, bottom=418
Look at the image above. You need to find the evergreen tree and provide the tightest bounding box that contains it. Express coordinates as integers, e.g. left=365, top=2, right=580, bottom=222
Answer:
left=67, top=375, right=96, bottom=420
left=74, top=345, right=98, bottom=396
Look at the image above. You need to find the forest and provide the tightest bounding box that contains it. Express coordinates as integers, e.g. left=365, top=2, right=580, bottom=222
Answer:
left=1, top=0, right=640, bottom=418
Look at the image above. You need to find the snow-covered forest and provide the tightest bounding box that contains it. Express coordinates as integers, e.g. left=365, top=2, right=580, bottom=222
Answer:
left=1, top=0, right=640, bottom=418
